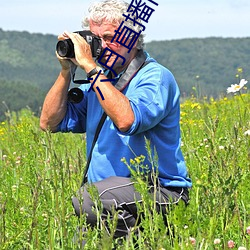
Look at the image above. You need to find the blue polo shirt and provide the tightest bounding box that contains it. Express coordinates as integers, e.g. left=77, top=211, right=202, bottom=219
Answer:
left=57, top=53, right=192, bottom=188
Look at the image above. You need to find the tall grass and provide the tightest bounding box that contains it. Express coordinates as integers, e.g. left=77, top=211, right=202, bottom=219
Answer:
left=0, top=93, right=249, bottom=249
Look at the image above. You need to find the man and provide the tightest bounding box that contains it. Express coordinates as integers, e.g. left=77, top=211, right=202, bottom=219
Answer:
left=40, top=0, right=192, bottom=242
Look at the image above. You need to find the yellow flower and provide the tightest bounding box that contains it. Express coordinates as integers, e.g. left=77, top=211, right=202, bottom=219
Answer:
left=191, top=103, right=201, bottom=109
left=237, top=67, right=243, bottom=73
left=130, top=159, right=135, bottom=165
left=135, top=157, right=141, bottom=164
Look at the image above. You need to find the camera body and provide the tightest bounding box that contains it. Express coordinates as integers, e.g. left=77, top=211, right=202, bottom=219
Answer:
left=56, top=30, right=103, bottom=59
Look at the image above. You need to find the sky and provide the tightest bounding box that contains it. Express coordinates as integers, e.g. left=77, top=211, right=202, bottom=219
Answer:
left=0, top=0, right=250, bottom=42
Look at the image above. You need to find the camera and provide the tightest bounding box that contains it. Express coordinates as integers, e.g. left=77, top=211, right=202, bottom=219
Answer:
left=56, top=30, right=103, bottom=59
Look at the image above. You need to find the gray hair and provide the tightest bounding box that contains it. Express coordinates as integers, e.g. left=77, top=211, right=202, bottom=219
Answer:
left=82, top=0, right=145, bottom=49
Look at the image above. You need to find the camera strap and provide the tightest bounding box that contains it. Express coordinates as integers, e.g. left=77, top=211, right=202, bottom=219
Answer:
left=81, top=50, right=150, bottom=186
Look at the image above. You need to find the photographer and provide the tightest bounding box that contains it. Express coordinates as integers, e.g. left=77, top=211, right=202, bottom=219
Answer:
left=40, top=0, right=192, bottom=244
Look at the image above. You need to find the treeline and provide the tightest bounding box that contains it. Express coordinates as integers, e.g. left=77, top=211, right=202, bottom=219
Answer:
left=0, top=28, right=250, bottom=120
left=146, top=37, right=250, bottom=97
left=0, top=80, right=46, bottom=120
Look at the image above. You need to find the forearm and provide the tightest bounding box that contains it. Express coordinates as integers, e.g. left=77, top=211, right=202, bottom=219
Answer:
left=40, top=70, right=71, bottom=132
left=91, top=74, right=134, bottom=132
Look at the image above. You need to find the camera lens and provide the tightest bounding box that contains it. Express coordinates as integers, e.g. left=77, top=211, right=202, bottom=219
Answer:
left=68, top=88, right=84, bottom=103
left=56, top=39, right=75, bottom=58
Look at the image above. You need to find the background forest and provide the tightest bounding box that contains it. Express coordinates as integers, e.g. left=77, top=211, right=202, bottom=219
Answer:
left=0, top=28, right=250, bottom=121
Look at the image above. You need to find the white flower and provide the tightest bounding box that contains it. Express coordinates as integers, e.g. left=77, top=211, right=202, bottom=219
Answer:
left=244, top=130, right=250, bottom=136
left=214, top=238, right=221, bottom=244
left=238, top=247, right=246, bottom=250
left=227, top=79, right=248, bottom=93
left=20, top=207, right=25, bottom=214
left=12, top=185, right=18, bottom=192
left=189, top=237, right=196, bottom=245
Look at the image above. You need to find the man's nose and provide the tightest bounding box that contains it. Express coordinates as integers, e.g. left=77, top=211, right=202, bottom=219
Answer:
left=101, top=38, right=108, bottom=48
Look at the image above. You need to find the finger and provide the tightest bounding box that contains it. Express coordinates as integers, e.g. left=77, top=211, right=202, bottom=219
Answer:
left=55, top=51, right=64, bottom=59
left=65, top=31, right=86, bottom=43
left=55, top=50, right=79, bottom=66
left=64, top=30, right=76, bottom=40
left=57, top=31, right=70, bottom=40
left=58, top=35, right=66, bottom=41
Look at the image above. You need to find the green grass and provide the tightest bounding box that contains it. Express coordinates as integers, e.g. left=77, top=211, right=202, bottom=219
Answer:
left=0, top=93, right=249, bottom=249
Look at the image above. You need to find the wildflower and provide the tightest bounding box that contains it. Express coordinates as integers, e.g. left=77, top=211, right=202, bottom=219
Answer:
left=191, top=103, right=201, bottom=109
left=228, top=240, right=235, bottom=248
left=244, top=130, right=250, bottom=136
left=20, top=207, right=25, bottom=214
left=189, top=237, right=196, bottom=246
left=196, top=180, right=202, bottom=185
left=130, top=159, right=135, bottom=165
left=214, top=238, right=221, bottom=244
left=227, top=79, right=248, bottom=93
left=246, top=226, right=250, bottom=235
left=135, top=157, right=141, bottom=164
left=237, top=68, right=243, bottom=73
left=42, top=213, right=48, bottom=221
left=238, top=247, right=246, bottom=250
left=219, top=145, right=224, bottom=150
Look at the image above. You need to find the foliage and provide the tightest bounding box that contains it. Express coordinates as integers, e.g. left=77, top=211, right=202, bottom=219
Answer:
left=0, top=28, right=60, bottom=90
left=0, top=92, right=249, bottom=249
left=0, top=79, right=46, bottom=121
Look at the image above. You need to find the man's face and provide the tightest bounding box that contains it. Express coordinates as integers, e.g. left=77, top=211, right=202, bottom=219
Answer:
left=89, top=19, right=136, bottom=74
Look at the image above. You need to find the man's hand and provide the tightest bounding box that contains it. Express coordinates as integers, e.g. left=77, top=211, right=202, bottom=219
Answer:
left=62, top=31, right=96, bottom=73
left=56, top=33, right=79, bottom=72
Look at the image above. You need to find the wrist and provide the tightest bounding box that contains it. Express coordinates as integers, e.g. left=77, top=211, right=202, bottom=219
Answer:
left=87, top=66, right=104, bottom=79
left=84, top=63, right=97, bottom=74
left=60, top=68, right=71, bottom=79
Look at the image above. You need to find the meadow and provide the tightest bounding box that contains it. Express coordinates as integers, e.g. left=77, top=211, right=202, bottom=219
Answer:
left=0, top=89, right=249, bottom=249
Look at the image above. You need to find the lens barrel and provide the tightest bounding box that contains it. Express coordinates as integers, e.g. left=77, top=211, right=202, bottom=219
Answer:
left=68, top=88, right=84, bottom=103
left=56, top=39, right=75, bottom=58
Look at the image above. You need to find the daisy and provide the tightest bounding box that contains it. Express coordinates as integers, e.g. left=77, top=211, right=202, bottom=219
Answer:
left=227, top=79, right=248, bottom=93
